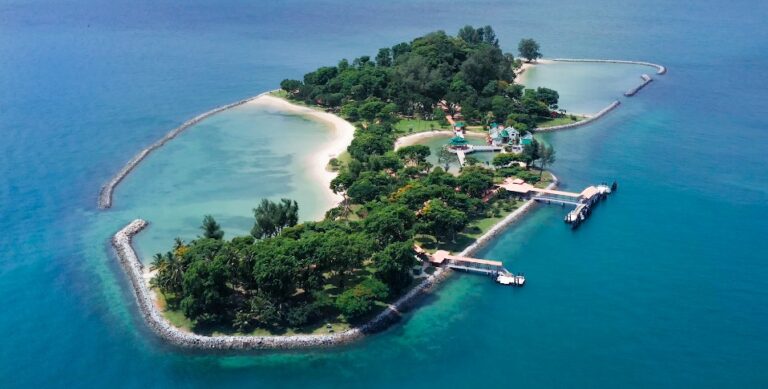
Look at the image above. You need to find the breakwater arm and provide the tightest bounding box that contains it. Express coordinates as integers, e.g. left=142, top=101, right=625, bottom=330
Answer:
left=550, top=58, right=667, bottom=75
left=535, top=101, right=621, bottom=132
left=625, top=74, right=653, bottom=97
left=112, top=176, right=557, bottom=350
left=98, top=92, right=275, bottom=209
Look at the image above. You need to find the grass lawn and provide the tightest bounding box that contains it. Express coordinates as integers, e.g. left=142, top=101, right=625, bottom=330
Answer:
left=394, top=119, right=447, bottom=134
left=536, top=116, right=582, bottom=128
left=534, top=170, right=555, bottom=188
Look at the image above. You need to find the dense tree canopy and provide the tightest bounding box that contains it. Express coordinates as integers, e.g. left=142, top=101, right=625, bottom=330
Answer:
left=280, top=26, right=556, bottom=125
left=152, top=26, right=558, bottom=334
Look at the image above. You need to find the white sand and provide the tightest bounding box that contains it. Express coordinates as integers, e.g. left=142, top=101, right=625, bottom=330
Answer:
left=247, top=95, right=356, bottom=208
left=515, top=58, right=553, bottom=84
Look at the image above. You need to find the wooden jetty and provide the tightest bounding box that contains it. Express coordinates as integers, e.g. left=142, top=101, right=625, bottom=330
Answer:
left=498, top=178, right=615, bottom=228
left=426, top=249, right=525, bottom=286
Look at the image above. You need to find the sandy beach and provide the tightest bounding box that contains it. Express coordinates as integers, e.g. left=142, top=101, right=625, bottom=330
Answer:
left=247, top=94, right=356, bottom=208
left=514, top=58, right=553, bottom=84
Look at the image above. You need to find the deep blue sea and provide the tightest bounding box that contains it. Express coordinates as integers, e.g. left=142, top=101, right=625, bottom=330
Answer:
left=2, top=0, right=767, bottom=387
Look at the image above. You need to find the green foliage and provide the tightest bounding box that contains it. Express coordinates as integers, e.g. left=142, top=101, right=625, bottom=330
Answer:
left=375, top=240, right=416, bottom=292
left=521, top=138, right=541, bottom=168
left=418, top=200, right=468, bottom=244
left=316, top=230, right=374, bottom=286
left=200, top=215, right=224, bottom=240
left=437, top=146, right=458, bottom=170
left=280, top=79, right=303, bottom=95
left=457, top=166, right=495, bottom=198
left=282, top=26, right=554, bottom=126
left=537, top=142, right=556, bottom=175
left=492, top=153, right=522, bottom=168
left=180, top=255, right=232, bottom=325
left=155, top=28, right=562, bottom=334
left=335, top=279, right=389, bottom=319
left=518, top=38, right=542, bottom=62
left=364, top=204, right=416, bottom=248
left=396, top=145, right=431, bottom=165
left=251, top=198, right=299, bottom=239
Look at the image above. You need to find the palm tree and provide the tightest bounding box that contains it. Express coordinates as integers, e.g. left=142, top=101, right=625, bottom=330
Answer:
left=200, top=215, right=224, bottom=240
left=164, top=251, right=184, bottom=295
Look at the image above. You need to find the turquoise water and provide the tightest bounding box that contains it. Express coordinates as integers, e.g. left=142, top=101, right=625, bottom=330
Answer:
left=415, top=134, right=495, bottom=172
left=520, top=62, right=651, bottom=114
left=2, top=0, right=768, bottom=387
left=107, top=102, right=340, bottom=259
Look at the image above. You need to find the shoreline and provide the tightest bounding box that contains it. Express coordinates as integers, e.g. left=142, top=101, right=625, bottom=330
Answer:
left=112, top=174, right=557, bottom=350
left=97, top=92, right=271, bottom=209
left=103, top=57, right=665, bottom=350
left=247, top=95, right=356, bottom=206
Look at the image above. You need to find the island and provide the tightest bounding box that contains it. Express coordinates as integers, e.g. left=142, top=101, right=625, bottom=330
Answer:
left=107, top=25, right=665, bottom=349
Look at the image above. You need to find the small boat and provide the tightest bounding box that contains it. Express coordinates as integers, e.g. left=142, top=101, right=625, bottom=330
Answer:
left=496, top=273, right=525, bottom=286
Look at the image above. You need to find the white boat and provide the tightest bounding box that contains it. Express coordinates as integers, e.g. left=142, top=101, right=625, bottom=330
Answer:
left=496, top=274, right=525, bottom=286
left=596, top=184, right=612, bottom=194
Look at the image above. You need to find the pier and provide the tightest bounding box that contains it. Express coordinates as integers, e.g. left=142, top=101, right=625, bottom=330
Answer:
left=424, top=249, right=525, bottom=286
left=498, top=178, right=614, bottom=227
left=448, top=144, right=504, bottom=166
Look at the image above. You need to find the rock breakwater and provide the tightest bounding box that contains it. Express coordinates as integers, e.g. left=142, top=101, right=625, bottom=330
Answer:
left=111, top=179, right=553, bottom=350
left=550, top=58, right=667, bottom=75
left=535, top=101, right=621, bottom=132
left=98, top=91, right=276, bottom=209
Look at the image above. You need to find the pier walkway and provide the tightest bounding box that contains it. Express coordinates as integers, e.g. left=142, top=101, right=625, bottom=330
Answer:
left=498, top=178, right=612, bottom=227
left=426, top=250, right=526, bottom=286
left=429, top=250, right=508, bottom=275
left=498, top=178, right=601, bottom=205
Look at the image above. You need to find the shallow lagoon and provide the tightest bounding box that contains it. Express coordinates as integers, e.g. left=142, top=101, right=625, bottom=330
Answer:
left=520, top=61, right=651, bottom=114
left=4, top=0, right=768, bottom=385
left=106, top=102, right=340, bottom=261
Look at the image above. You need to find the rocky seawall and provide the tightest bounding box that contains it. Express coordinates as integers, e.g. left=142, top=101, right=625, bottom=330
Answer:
left=111, top=177, right=556, bottom=351
left=625, top=74, right=654, bottom=97
left=535, top=101, right=621, bottom=132
left=550, top=58, right=667, bottom=75
left=98, top=91, right=277, bottom=210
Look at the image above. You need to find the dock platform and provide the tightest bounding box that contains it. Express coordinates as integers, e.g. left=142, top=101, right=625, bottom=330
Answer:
left=427, top=250, right=525, bottom=286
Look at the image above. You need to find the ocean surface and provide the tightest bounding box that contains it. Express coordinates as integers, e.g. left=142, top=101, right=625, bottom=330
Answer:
left=2, top=0, right=767, bottom=387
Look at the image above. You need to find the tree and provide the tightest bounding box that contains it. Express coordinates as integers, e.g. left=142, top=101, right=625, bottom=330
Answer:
left=396, top=145, right=431, bottom=165
left=522, top=138, right=541, bottom=168
left=534, top=87, right=559, bottom=109
left=249, top=238, right=301, bottom=301
left=330, top=171, right=355, bottom=217
left=280, top=79, right=303, bottom=95
left=457, top=166, right=495, bottom=198
left=518, top=38, right=542, bottom=62
left=538, top=143, right=556, bottom=176
left=335, top=279, right=389, bottom=319
left=464, top=155, right=481, bottom=166
left=419, top=201, right=468, bottom=244
left=347, top=178, right=380, bottom=203
left=375, top=240, right=416, bottom=292
left=492, top=153, right=522, bottom=168
left=179, top=256, right=232, bottom=325
left=363, top=204, right=416, bottom=248
left=437, top=146, right=458, bottom=171
left=316, top=231, right=373, bottom=286
left=376, top=47, right=392, bottom=67
left=251, top=198, right=299, bottom=239
left=200, top=215, right=224, bottom=240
